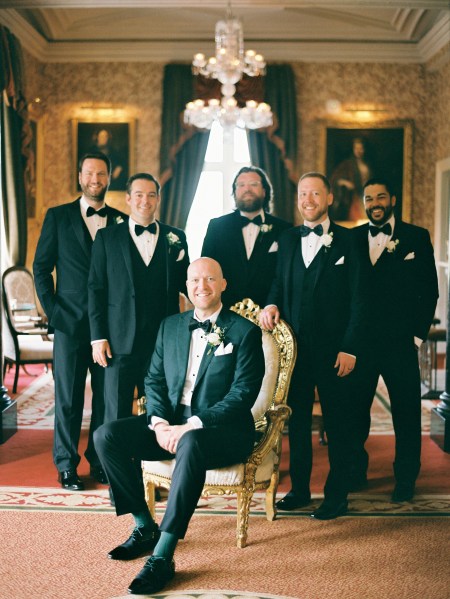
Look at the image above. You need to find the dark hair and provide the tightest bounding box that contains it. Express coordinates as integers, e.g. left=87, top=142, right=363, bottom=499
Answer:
left=363, top=177, right=394, bottom=196
left=126, top=172, right=161, bottom=195
left=299, top=171, right=331, bottom=193
left=232, top=166, right=273, bottom=212
left=78, top=152, right=111, bottom=175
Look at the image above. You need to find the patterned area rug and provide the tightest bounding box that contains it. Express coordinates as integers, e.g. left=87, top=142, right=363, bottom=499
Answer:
left=15, top=372, right=438, bottom=433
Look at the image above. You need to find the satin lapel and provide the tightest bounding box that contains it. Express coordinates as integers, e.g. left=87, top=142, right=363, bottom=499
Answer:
left=194, top=310, right=235, bottom=389
left=158, top=222, right=171, bottom=298
left=357, top=223, right=373, bottom=268
left=176, top=312, right=193, bottom=392
left=250, top=215, right=275, bottom=262
left=231, top=212, right=250, bottom=265
left=68, top=199, right=91, bottom=259
left=118, top=224, right=135, bottom=287
left=313, top=224, right=336, bottom=289
left=105, top=207, right=119, bottom=227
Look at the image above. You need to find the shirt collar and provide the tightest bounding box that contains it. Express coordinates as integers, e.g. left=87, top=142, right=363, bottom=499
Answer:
left=80, top=196, right=105, bottom=215
left=128, top=216, right=158, bottom=234
left=239, top=209, right=265, bottom=223
left=303, top=216, right=330, bottom=234
left=193, top=304, right=223, bottom=326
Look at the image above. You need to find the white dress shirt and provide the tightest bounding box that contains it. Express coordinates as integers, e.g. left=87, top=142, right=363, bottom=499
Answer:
left=302, top=217, right=331, bottom=267
left=80, top=197, right=107, bottom=240
left=240, top=209, right=265, bottom=259
left=150, top=305, right=223, bottom=431
left=368, top=215, right=395, bottom=265
left=129, top=217, right=159, bottom=266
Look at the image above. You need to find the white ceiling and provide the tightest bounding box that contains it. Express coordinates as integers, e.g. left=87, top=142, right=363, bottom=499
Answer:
left=0, top=1, right=449, bottom=64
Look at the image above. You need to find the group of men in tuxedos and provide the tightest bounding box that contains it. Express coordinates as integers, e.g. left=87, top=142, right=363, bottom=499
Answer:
left=33, top=157, right=438, bottom=595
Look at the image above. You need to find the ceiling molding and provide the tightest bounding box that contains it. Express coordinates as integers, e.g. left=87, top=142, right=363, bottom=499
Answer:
left=418, top=12, right=450, bottom=63
left=3, top=1, right=450, bottom=8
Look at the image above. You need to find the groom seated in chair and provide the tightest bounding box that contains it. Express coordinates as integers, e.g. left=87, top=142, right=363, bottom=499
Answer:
left=94, top=257, right=265, bottom=595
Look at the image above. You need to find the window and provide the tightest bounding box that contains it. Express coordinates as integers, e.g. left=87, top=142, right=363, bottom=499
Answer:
left=185, top=122, right=250, bottom=260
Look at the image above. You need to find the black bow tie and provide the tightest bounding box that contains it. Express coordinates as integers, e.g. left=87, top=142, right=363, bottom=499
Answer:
left=241, top=214, right=263, bottom=228
left=299, top=223, right=323, bottom=237
left=135, top=222, right=157, bottom=236
left=86, top=206, right=107, bottom=217
left=369, top=223, right=392, bottom=237
left=188, top=318, right=211, bottom=333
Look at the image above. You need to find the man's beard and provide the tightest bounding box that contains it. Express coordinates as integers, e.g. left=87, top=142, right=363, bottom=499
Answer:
left=366, top=204, right=394, bottom=225
left=80, top=182, right=108, bottom=203
left=235, top=196, right=265, bottom=213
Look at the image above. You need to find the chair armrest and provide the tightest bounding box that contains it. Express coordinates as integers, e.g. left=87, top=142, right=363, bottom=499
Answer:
left=248, top=404, right=291, bottom=467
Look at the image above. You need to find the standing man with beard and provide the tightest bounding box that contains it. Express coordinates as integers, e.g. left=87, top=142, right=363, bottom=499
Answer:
left=351, top=178, right=438, bottom=502
left=260, top=172, right=368, bottom=519
left=201, top=166, right=291, bottom=308
left=33, top=152, right=127, bottom=491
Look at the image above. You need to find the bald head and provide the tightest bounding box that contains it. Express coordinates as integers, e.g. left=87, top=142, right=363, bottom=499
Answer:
left=186, top=258, right=227, bottom=317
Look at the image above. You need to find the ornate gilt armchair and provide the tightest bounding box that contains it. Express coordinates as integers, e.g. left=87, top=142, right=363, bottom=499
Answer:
left=140, top=298, right=296, bottom=548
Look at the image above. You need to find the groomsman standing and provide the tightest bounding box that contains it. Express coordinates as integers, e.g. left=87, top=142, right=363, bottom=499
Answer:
left=88, top=173, right=189, bottom=422
left=201, top=166, right=291, bottom=308
left=260, top=172, right=368, bottom=519
left=351, top=178, right=438, bottom=502
left=33, top=152, right=127, bottom=490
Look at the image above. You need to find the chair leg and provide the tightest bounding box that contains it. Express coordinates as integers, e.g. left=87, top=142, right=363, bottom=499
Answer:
left=265, top=470, right=280, bottom=521
left=143, top=475, right=157, bottom=520
left=13, top=364, right=19, bottom=394
left=236, top=486, right=254, bottom=548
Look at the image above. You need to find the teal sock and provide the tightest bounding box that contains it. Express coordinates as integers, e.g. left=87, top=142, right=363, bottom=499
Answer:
left=132, top=509, right=156, bottom=533
left=153, top=531, right=178, bottom=560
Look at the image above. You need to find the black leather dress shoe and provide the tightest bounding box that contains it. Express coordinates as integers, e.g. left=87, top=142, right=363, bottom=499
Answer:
left=311, top=499, right=348, bottom=520
left=391, top=483, right=415, bottom=503
left=108, top=527, right=160, bottom=560
left=276, top=491, right=312, bottom=511
left=58, top=469, right=85, bottom=491
left=128, top=556, right=175, bottom=595
left=90, top=466, right=108, bottom=484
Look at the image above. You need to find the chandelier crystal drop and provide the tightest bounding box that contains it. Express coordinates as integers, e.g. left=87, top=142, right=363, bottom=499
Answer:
left=184, top=4, right=273, bottom=130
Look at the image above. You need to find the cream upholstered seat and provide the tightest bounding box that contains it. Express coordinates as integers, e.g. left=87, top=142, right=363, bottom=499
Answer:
left=2, top=266, right=53, bottom=392
left=140, top=298, right=296, bottom=548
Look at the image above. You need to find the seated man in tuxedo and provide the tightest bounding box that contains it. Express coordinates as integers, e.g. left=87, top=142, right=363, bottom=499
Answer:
left=94, top=257, right=265, bottom=595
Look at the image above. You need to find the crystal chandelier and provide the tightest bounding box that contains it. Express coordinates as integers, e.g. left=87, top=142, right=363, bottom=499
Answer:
left=184, top=5, right=273, bottom=130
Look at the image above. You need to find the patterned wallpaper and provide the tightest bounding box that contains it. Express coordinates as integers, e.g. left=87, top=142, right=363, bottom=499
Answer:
left=21, top=49, right=449, bottom=267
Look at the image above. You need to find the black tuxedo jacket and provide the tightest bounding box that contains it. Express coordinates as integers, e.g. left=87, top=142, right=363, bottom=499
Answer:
left=88, top=221, right=189, bottom=355
left=33, top=198, right=127, bottom=341
left=201, top=210, right=292, bottom=308
left=353, top=220, right=439, bottom=344
left=266, top=222, right=368, bottom=356
left=145, top=308, right=265, bottom=436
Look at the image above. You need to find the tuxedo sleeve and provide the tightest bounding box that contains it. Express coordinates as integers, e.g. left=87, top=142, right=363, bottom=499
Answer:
left=33, top=209, right=58, bottom=319
left=413, top=229, right=439, bottom=340
left=201, top=219, right=220, bottom=261
left=88, top=230, right=109, bottom=342
left=144, top=320, right=172, bottom=422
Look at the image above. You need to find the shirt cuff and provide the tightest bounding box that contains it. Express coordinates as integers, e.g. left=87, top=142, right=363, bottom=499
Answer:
left=187, top=415, right=203, bottom=429
left=149, top=416, right=169, bottom=430
left=91, top=339, right=107, bottom=345
left=414, top=337, right=423, bottom=348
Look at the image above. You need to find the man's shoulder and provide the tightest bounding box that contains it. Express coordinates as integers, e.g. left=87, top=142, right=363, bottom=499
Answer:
left=46, top=199, right=79, bottom=216
left=207, top=212, right=238, bottom=228
left=158, top=222, right=187, bottom=240
left=395, top=220, right=430, bottom=240
left=106, top=205, right=128, bottom=220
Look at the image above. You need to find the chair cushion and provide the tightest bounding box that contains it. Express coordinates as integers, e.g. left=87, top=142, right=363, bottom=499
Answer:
left=16, top=335, right=53, bottom=360
left=251, top=332, right=278, bottom=421
left=143, top=448, right=278, bottom=487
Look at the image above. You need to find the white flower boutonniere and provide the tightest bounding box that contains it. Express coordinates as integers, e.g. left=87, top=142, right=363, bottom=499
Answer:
left=386, top=239, right=399, bottom=253
left=115, top=216, right=124, bottom=224
left=166, top=231, right=181, bottom=247
left=260, top=223, right=273, bottom=234
left=322, top=232, right=333, bottom=252
left=206, top=325, right=226, bottom=355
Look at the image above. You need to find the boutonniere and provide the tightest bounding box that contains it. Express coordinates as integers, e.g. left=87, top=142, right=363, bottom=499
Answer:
left=321, top=232, right=333, bottom=252
left=260, top=223, right=273, bottom=234
left=115, top=216, right=124, bottom=224
left=386, top=239, right=399, bottom=253
left=166, top=231, right=182, bottom=250
left=206, top=325, right=226, bottom=355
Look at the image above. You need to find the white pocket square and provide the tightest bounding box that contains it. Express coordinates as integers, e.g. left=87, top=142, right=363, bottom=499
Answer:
left=404, top=252, right=415, bottom=261
left=268, top=241, right=278, bottom=253
left=335, top=256, right=345, bottom=265
left=214, top=342, right=233, bottom=356
left=176, top=249, right=185, bottom=262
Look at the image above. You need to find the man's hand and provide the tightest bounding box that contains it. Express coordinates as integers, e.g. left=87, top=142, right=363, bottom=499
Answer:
left=92, top=340, right=112, bottom=368
left=154, top=422, right=194, bottom=454
left=334, top=352, right=356, bottom=377
left=259, top=305, right=280, bottom=331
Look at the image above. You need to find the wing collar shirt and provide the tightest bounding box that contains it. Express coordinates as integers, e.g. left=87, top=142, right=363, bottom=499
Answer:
left=80, top=197, right=107, bottom=240
left=368, top=215, right=395, bottom=266
left=302, top=217, right=330, bottom=267
left=240, top=209, right=265, bottom=259
left=129, top=217, right=159, bottom=266
left=150, top=305, right=223, bottom=431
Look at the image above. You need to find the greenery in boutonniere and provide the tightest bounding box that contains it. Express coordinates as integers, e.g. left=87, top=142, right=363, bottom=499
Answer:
left=206, top=325, right=226, bottom=355
left=166, top=231, right=182, bottom=248
left=260, top=223, right=273, bottom=235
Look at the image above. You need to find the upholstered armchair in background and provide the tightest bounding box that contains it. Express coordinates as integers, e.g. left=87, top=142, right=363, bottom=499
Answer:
left=139, top=298, right=296, bottom=548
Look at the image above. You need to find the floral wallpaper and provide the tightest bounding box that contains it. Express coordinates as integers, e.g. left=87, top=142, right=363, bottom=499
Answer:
left=21, top=49, right=449, bottom=267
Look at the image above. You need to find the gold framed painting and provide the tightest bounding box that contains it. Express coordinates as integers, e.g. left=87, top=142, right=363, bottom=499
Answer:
left=72, top=118, right=136, bottom=193
left=317, top=119, right=413, bottom=226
